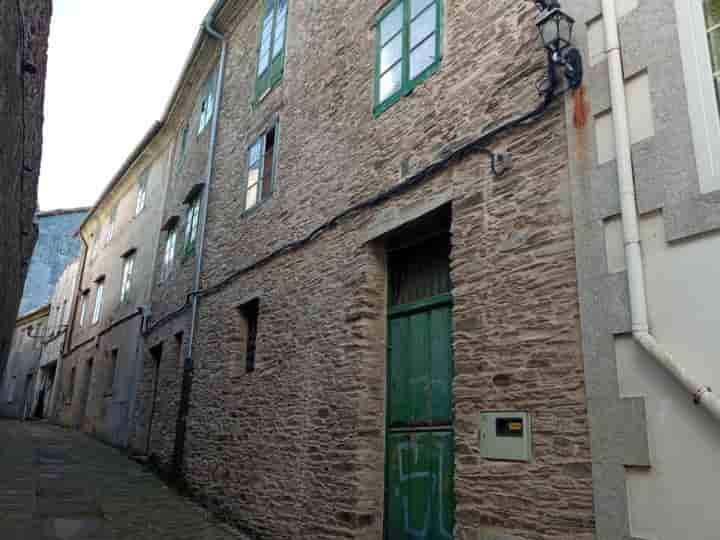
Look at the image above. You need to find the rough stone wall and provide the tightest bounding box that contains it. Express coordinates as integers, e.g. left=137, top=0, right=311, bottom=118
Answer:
left=136, top=1, right=595, bottom=539
left=131, top=60, right=219, bottom=455
left=0, top=0, right=51, bottom=377
left=148, top=64, right=218, bottom=322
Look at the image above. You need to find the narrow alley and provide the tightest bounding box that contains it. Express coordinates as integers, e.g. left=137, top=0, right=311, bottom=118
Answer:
left=0, top=419, right=246, bottom=540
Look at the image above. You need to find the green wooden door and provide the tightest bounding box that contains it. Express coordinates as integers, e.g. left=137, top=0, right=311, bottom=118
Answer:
left=386, top=231, right=454, bottom=539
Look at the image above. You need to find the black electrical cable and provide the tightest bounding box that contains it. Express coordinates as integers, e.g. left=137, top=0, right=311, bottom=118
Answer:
left=146, top=50, right=559, bottom=332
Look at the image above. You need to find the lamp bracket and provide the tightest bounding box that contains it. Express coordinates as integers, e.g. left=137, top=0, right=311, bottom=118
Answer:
left=559, top=47, right=583, bottom=89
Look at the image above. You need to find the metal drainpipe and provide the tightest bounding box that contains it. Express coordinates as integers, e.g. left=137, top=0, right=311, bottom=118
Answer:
left=601, top=0, right=720, bottom=420
left=186, top=2, right=227, bottom=367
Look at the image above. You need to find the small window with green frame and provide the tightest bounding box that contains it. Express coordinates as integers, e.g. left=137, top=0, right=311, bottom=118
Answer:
left=255, top=0, right=289, bottom=101
left=184, top=195, right=201, bottom=258
left=243, top=123, right=278, bottom=212
left=374, top=0, right=443, bottom=116
left=198, top=76, right=216, bottom=136
left=176, top=122, right=190, bottom=171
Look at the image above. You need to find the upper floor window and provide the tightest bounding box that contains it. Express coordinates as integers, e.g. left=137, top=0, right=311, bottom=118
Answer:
left=374, top=0, right=443, bottom=116
left=92, top=280, right=105, bottom=325
left=244, top=125, right=277, bottom=212
left=198, top=78, right=216, bottom=136
left=256, top=0, right=288, bottom=100
left=106, top=205, right=117, bottom=244
left=120, top=253, right=135, bottom=304
left=78, top=291, right=88, bottom=328
left=89, top=228, right=99, bottom=259
left=184, top=196, right=201, bottom=257
left=177, top=122, right=190, bottom=171
left=678, top=0, right=720, bottom=192
left=162, top=227, right=177, bottom=282
left=60, top=299, right=67, bottom=327
left=704, top=1, right=720, bottom=106
left=136, top=169, right=149, bottom=216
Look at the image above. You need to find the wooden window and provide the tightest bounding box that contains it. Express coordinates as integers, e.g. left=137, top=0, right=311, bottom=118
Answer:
left=162, top=228, right=177, bottom=282
left=120, top=254, right=135, bottom=304
left=374, top=0, right=443, bottom=116
left=255, top=0, right=289, bottom=100
left=177, top=122, right=190, bottom=171
left=244, top=125, right=277, bottom=212
left=89, top=227, right=99, bottom=259
left=78, top=293, right=88, bottom=327
left=92, top=281, right=104, bottom=325
left=238, top=299, right=260, bottom=373
left=389, top=233, right=451, bottom=306
left=136, top=168, right=149, bottom=215
left=60, top=299, right=68, bottom=327
left=705, top=0, right=720, bottom=108
left=198, top=77, right=216, bottom=135
left=106, top=205, right=117, bottom=244
left=184, top=196, right=201, bottom=257
left=107, top=349, right=118, bottom=395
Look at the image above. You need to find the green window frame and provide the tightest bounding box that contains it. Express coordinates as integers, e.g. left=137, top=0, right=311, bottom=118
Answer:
left=198, top=77, right=216, bottom=136
left=243, top=123, right=278, bottom=212
left=374, top=0, right=443, bottom=116
left=177, top=122, right=190, bottom=171
left=120, top=253, right=135, bottom=304
left=161, top=227, right=177, bottom=282
left=255, top=0, right=289, bottom=101
left=184, top=196, right=201, bottom=257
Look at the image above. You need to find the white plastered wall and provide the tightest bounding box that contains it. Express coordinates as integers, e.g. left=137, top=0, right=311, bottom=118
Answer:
left=605, top=212, right=720, bottom=539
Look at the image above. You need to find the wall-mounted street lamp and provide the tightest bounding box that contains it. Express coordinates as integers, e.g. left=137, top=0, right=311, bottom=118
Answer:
left=534, top=0, right=583, bottom=89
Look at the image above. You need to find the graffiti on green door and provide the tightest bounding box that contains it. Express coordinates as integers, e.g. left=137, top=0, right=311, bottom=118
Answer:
left=387, top=431, right=454, bottom=539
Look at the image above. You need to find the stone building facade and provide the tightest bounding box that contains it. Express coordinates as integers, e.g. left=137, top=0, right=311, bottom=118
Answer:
left=33, top=258, right=81, bottom=421
left=49, top=0, right=720, bottom=538
left=0, top=0, right=52, bottom=376
left=0, top=305, right=50, bottom=419
left=128, top=1, right=596, bottom=539
left=56, top=126, right=173, bottom=448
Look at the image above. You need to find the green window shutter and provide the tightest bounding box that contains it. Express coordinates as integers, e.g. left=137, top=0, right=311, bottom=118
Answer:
left=374, top=0, right=443, bottom=116
left=255, top=0, right=288, bottom=101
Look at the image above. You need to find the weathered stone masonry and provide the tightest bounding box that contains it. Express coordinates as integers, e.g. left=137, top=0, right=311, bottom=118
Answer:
left=132, top=1, right=596, bottom=539
left=0, top=0, right=51, bottom=375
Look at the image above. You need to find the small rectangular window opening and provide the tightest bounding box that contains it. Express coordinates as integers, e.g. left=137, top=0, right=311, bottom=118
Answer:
left=239, top=300, right=260, bottom=373
left=107, top=349, right=118, bottom=394
left=244, top=126, right=277, bottom=211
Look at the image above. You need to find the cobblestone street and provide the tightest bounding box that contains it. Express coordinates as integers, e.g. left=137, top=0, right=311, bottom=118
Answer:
left=0, top=420, right=246, bottom=540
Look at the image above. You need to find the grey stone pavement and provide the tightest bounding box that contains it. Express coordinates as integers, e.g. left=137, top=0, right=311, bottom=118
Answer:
left=0, top=419, right=247, bottom=540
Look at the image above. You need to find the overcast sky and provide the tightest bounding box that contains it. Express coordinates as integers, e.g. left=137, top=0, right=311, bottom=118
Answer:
left=39, top=0, right=215, bottom=211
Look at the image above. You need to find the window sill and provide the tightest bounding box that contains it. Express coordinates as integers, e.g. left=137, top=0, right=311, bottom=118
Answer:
left=240, top=193, right=273, bottom=220
left=253, top=77, right=283, bottom=108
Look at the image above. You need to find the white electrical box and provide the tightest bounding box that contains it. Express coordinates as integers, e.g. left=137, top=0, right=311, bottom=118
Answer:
left=479, top=411, right=532, bottom=462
